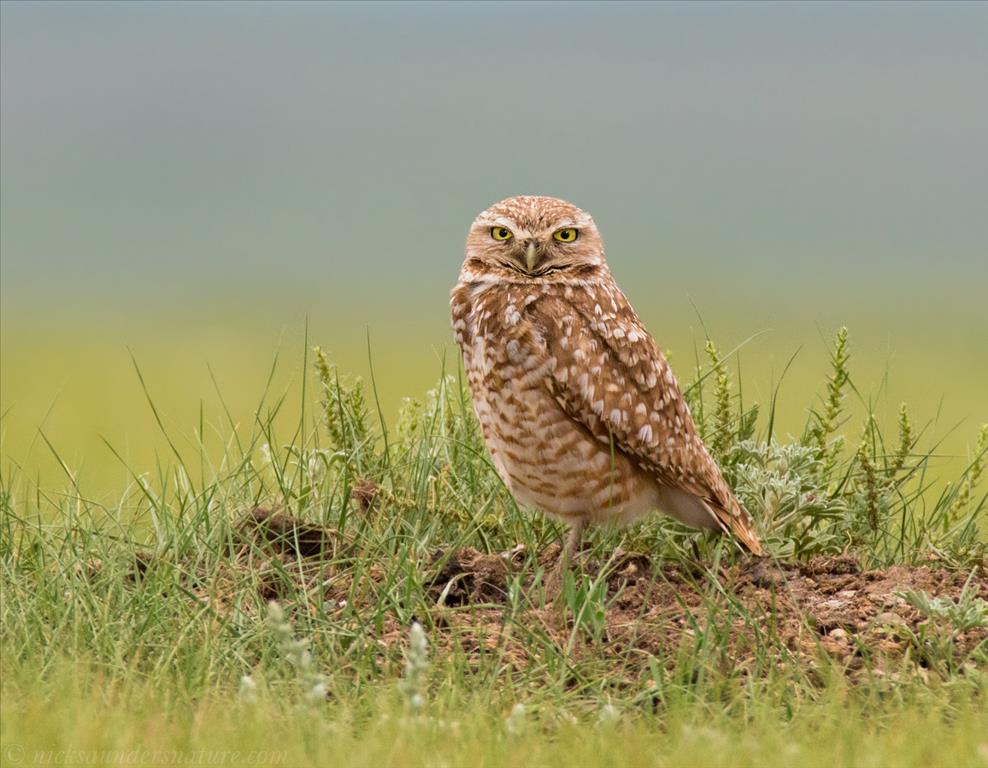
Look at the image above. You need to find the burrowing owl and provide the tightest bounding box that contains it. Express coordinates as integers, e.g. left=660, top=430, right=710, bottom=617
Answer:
left=450, top=196, right=763, bottom=580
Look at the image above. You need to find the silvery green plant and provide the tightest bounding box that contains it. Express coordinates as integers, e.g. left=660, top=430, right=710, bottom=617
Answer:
left=400, top=621, right=429, bottom=713
left=728, top=440, right=848, bottom=558
left=900, top=581, right=988, bottom=633
left=267, top=601, right=327, bottom=707
left=896, top=580, right=988, bottom=675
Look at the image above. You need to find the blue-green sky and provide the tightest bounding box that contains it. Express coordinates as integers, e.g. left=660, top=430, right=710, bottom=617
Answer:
left=2, top=1, right=986, bottom=311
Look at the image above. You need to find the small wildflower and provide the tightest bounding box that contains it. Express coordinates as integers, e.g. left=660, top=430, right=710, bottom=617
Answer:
left=267, top=600, right=326, bottom=708
left=259, top=442, right=273, bottom=466
left=400, top=621, right=429, bottom=712
left=239, top=674, right=258, bottom=704
left=598, top=702, right=620, bottom=725
left=504, top=703, right=526, bottom=736
left=267, top=601, right=291, bottom=644
left=305, top=680, right=328, bottom=705
left=305, top=450, right=330, bottom=486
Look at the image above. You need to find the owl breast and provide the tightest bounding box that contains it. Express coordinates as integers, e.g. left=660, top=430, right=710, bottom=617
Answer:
left=451, top=280, right=661, bottom=526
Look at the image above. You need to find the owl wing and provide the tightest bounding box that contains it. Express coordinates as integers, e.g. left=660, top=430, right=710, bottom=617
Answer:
left=532, top=284, right=763, bottom=554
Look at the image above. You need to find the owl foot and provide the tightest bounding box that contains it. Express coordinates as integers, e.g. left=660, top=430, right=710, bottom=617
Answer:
left=543, top=520, right=586, bottom=605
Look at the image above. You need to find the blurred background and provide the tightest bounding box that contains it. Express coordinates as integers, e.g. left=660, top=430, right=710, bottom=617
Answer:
left=2, top=1, right=986, bottom=493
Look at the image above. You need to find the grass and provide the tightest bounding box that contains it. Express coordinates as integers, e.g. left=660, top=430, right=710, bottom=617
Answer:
left=3, top=301, right=985, bottom=492
left=2, top=664, right=986, bottom=768
left=1, top=328, right=986, bottom=767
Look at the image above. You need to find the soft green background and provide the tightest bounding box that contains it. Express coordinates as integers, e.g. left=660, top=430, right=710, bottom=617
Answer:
left=2, top=1, right=986, bottom=492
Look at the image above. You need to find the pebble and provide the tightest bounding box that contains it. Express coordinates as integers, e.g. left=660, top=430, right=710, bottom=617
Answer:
left=872, top=612, right=905, bottom=627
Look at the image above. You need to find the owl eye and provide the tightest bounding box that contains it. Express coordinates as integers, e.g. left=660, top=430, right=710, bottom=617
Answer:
left=553, top=228, right=578, bottom=243
left=491, top=227, right=513, bottom=241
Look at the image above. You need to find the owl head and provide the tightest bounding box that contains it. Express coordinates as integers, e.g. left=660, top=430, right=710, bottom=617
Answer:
left=461, top=196, right=606, bottom=283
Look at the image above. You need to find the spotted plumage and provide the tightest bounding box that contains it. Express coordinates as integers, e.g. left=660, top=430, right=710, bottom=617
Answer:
left=451, top=196, right=763, bottom=568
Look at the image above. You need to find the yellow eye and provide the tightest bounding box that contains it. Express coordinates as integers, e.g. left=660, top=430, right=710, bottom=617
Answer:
left=553, top=228, right=578, bottom=243
left=491, top=227, right=513, bottom=241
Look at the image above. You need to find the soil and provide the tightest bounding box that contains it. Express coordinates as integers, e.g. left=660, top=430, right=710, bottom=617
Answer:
left=144, top=508, right=988, bottom=684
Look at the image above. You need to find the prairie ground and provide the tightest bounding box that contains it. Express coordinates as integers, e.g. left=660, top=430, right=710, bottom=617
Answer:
left=1, top=330, right=986, bottom=767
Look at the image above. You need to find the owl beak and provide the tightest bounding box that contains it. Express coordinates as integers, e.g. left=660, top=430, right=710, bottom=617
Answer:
left=524, top=240, right=538, bottom=272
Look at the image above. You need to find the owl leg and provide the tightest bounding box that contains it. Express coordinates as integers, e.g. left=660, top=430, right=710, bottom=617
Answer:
left=545, top=519, right=585, bottom=601
left=560, top=519, right=585, bottom=573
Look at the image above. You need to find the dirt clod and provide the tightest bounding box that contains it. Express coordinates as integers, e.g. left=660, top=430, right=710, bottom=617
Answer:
left=429, top=547, right=514, bottom=605
left=238, top=507, right=342, bottom=558
left=351, top=480, right=379, bottom=513
left=746, top=558, right=788, bottom=588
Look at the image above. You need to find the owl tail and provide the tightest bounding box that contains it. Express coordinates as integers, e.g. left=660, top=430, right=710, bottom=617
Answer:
left=657, top=485, right=763, bottom=555
left=707, top=495, right=764, bottom=556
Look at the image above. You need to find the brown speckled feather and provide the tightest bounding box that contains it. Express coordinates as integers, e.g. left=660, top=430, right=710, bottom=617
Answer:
left=451, top=195, right=763, bottom=555
left=531, top=282, right=763, bottom=553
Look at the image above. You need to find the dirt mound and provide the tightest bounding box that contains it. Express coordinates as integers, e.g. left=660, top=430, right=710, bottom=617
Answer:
left=143, top=509, right=988, bottom=682
left=434, top=546, right=980, bottom=659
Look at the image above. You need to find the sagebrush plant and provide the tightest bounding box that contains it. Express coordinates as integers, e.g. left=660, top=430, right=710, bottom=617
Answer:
left=898, top=577, right=988, bottom=676
left=1, top=327, right=986, bottom=765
